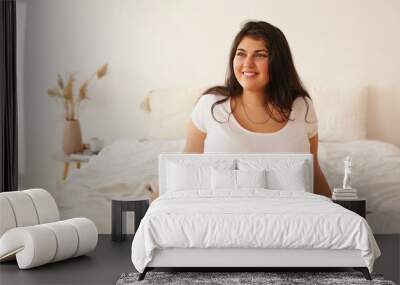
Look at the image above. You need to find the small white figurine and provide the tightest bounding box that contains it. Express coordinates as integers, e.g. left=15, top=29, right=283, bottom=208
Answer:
left=342, top=156, right=352, bottom=189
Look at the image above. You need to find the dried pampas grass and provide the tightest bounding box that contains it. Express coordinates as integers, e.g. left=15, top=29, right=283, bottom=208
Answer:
left=96, top=64, right=108, bottom=79
left=48, top=63, right=109, bottom=121
left=47, top=87, right=61, bottom=97
left=79, top=79, right=90, bottom=102
left=63, top=73, right=75, bottom=101
left=57, top=74, right=64, bottom=90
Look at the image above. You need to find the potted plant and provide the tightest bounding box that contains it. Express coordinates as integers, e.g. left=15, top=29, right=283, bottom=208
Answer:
left=47, top=63, right=108, bottom=154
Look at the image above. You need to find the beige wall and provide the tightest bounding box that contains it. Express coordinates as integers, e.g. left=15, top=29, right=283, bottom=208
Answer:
left=367, top=87, right=400, bottom=145
left=17, top=0, right=400, bottom=190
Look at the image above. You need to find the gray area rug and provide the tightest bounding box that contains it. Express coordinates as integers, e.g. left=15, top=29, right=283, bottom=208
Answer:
left=116, top=271, right=396, bottom=285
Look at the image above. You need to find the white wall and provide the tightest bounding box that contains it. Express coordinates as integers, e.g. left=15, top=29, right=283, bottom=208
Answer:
left=17, top=0, right=400, bottom=192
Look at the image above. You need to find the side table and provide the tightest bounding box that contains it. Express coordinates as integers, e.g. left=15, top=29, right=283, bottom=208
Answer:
left=332, top=199, right=366, bottom=218
left=52, top=151, right=95, bottom=180
left=112, top=197, right=149, bottom=242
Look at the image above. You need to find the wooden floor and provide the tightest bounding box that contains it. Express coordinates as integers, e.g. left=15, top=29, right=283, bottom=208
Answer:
left=0, top=234, right=398, bottom=285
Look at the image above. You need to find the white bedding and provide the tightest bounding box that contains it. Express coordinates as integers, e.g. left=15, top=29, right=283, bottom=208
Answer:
left=131, top=190, right=380, bottom=273
left=56, top=139, right=400, bottom=234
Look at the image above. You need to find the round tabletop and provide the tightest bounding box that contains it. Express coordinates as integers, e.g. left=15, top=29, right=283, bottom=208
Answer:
left=52, top=151, right=95, bottom=163
left=332, top=198, right=366, bottom=201
left=112, top=196, right=149, bottom=202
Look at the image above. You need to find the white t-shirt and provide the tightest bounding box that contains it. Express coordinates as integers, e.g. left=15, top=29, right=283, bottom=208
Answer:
left=191, top=94, right=318, bottom=153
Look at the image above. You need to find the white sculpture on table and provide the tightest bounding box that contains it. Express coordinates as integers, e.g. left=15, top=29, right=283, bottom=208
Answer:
left=342, top=156, right=352, bottom=189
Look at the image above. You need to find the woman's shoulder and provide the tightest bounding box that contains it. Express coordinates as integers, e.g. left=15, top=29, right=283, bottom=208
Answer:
left=292, top=96, right=315, bottom=114
left=292, top=95, right=313, bottom=107
left=291, top=95, right=317, bottom=121
left=191, top=94, right=228, bottom=132
left=195, top=94, right=228, bottom=109
left=198, top=93, right=227, bottom=103
left=291, top=95, right=318, bottom=129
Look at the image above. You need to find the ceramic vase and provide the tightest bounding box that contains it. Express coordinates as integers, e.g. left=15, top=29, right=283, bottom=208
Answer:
left=63, top=120, right=84, bottom=154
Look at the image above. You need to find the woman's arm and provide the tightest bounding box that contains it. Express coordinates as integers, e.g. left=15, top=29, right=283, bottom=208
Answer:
left=309, top=134, right=332, bottom=198
left=183, top=120, right=206, bottom=153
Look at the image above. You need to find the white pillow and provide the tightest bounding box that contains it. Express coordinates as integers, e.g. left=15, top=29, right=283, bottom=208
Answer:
left=309, top=86, right=368, bottom=142
left=238, top=159, right=308, bottom=192
left=167, top=162, right=210, bottom=191
left=236, top=169, right=267, bottom=189
left=267, top=166, right=306, bottom=191
left=211, top=169, right=267, bottom=190
left=211, top=168, right=236, bottom=190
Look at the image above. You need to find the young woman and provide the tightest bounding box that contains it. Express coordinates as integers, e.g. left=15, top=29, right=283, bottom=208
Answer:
left=184, top=21, right=331, bottom=198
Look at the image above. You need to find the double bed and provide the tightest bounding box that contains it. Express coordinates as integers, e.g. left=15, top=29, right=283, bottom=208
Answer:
left=130, top=153, right=381, bottom=280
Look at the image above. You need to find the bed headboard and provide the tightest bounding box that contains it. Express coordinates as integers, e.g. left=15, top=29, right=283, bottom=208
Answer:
left=158, top=153, right=314, bottom=194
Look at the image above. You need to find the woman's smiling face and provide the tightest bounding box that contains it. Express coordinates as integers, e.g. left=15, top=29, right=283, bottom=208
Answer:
left=233, top=36, right=269, bottom=93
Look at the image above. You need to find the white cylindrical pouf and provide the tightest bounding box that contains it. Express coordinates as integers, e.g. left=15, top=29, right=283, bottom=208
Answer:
left=0, top=189, right=98, bottom=269
left=65, top=218, right=98, bottom=257
left=0, top=196, right=17, bottom=237
left=42, top=221, right=79, bottom=262
left=24, top=189, right=60, bottom=223
left=0, top=226, right=57, bottom=269
left=1, top=192, right=39, bottom=227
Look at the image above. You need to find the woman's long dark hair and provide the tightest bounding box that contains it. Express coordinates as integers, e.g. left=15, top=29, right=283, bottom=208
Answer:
left=204, top=21, right=311, bottom=123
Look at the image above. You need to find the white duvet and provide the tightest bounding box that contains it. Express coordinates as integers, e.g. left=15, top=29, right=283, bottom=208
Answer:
left=131, top=190, right=381, bottom=273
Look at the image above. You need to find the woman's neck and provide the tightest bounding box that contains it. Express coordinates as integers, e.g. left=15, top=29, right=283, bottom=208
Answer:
left=241, top=90, right=267, bottom=108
